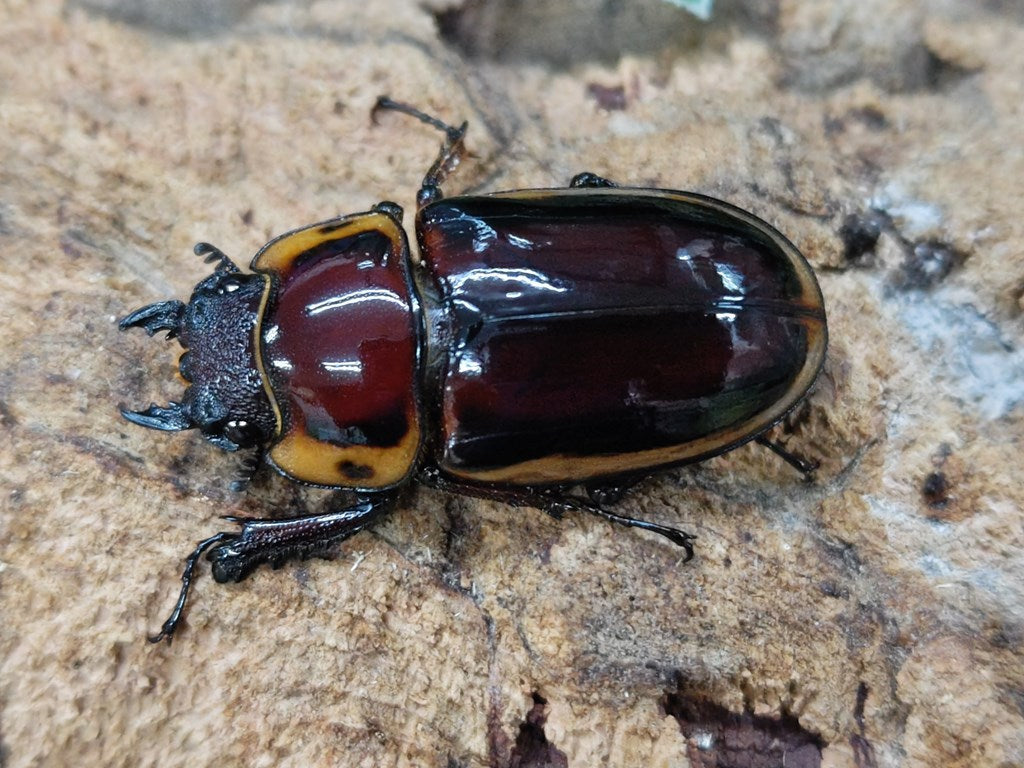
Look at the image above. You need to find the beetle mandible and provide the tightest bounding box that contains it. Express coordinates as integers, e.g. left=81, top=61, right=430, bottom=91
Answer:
left=120, top=98, right=827, bottom=642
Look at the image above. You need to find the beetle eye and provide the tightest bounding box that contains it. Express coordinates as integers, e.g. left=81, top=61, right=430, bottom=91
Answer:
left=217, top=278, right=242, bottom=295
left=222, top=419, right=257, bottom=446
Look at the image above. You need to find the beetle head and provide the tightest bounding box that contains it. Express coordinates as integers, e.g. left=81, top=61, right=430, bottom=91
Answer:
left=120, top=244, right=276, bottom=452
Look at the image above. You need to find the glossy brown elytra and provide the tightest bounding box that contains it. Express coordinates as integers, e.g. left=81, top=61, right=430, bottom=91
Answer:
left=120, top=98, right=827, bottom=641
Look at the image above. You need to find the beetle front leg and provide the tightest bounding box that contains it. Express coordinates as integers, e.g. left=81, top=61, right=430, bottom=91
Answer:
left=148, top=493, right=396, bottom=643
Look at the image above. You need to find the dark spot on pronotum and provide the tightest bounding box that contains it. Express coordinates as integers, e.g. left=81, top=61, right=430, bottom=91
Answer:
left=509, top=693, right=568, bottom=768
left=587, top=83, right=627, bottom=111
left=338, top=461, right=375, bottom=481
left=921, top=471, right=949, bottom=508
left=240, top=208, right=254, bottom=226
left=663, top=684, right=825, bottom=768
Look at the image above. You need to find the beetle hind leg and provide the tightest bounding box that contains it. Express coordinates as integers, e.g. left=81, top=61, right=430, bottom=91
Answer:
left=754, top=435, right=819, bottom=477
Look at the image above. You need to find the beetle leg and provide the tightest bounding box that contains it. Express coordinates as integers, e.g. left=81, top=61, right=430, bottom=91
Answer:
left=585, top=475, right=645, bottom=506
left=147, top=532, right=231, bottom=644
left=372, top=95, right=468, bottom=208
left=228, top=446, right=262, bottom=493
left=754, top=435, right=819, bottom=477
left=542, top=494, right=695, bottom=560
left=148, top=493, right=396, bottom=643
left=417, top=469, right=694, bottom=559
left=372, top=200, right=404, bottom=223
left=569, top=172, right=617, bottom=189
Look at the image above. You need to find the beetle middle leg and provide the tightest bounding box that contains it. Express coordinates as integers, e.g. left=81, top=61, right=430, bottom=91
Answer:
left=584, top=475, right=645, bottom=506
left=372, top=95, right=468, bottom=207
left=148, top=492, right=397, bottom=643
left=543, top=493, right=695, bottom=559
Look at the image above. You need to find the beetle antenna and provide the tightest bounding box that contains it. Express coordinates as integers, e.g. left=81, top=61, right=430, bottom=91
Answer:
left=121, top=402, right=193, bottom=431
left=194, top=242, right=241, bottom=274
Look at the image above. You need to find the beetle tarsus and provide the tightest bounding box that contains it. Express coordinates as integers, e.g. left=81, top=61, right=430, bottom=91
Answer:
left=373, top=96, right=462, bottom=139
left=551, top=495, right=695, bottom=561
left=570, top=172, right=617, bottom=189
left=372, top=96, right=468, bottom=206
left=229, top=447, right=262, bottom=492
left=148, top=532, right=232, bottom=644
left=754, top=435, right=819, bottom=477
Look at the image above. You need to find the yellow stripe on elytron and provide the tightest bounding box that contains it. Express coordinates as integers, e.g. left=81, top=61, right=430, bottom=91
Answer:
left=252, top=211, right=403, bottom=274
left=268, top=407, right=421, bottom=489
left=446, top=318, right=827, bottom=486
left=252, top=274, right=282, bottom=436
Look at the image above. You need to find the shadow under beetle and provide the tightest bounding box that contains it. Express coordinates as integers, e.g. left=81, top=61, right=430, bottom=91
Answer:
left=120, top=98, right=828, bottom=642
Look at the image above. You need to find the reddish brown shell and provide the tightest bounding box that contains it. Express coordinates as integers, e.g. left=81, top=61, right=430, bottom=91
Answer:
left=416, top=188, right=827, bottom=485
left=252, top=211, right=422, bottom=489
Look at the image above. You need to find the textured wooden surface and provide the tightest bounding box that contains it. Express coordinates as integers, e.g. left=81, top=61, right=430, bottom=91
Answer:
left=1, top=1, right=1022, bottom=766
